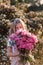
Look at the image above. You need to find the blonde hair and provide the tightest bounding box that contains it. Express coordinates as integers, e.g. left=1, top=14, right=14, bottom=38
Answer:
left=9, top=18, right=27, bottom=36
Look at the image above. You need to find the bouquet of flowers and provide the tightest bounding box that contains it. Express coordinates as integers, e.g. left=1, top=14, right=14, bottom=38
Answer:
left=9, top=29, right=38, bottom=64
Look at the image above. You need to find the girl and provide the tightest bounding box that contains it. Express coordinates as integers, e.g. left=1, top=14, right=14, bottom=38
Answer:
left=7, top=18, right=38, bottom=65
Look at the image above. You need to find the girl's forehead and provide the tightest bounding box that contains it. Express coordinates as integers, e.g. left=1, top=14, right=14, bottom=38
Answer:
left=15, top=23, right=22, bottom=27
left=13, top=22, right=21, bottom=26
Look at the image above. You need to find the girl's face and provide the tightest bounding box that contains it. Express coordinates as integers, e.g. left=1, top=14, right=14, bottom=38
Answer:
left=13, top=23, right=24, bottom=33
left=15, top=23, right=23, bottom=32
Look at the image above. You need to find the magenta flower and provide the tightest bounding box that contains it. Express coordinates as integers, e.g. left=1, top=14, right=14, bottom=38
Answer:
left=31, top=34, right=38, bottom=43
left=9, top=33, right=17, bottom=41
left=9, top=30, right=38, bottom=51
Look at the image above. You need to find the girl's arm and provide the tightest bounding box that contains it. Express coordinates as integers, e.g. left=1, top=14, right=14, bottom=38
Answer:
left=7, top=46, right=19, bottom=58
left=7, top=38, right=19, bottom=58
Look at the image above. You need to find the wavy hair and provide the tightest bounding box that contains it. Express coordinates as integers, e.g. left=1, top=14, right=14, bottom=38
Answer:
left=9, top=18, right=27, bottom=36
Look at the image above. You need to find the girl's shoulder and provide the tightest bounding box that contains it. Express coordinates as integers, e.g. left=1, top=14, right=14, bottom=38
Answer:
left=7, top=33, right=16, bottom=46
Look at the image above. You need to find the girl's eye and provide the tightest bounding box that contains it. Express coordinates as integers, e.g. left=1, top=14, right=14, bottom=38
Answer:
left=20, top=26, right=22, bottom=28
left=15, top=23, right=23, bottom=31
left=16, top=27, right=21, bottom=29
left=17, top=27, right=18, bottom=29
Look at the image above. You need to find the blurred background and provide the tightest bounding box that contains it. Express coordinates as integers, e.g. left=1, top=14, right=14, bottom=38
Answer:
left=0, top=0, right=43, bottom=65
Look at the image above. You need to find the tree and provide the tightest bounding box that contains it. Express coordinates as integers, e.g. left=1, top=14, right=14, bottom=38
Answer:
left=10, top=0, right=17, bottom=5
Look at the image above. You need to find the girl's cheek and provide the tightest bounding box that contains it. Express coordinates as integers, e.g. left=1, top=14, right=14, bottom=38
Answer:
left=16, top=28, right=22, bottom=31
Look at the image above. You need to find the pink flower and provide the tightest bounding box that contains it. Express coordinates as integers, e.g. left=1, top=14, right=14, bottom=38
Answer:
left=27, top=37, right=35, bottom=44
left=16, top=29, right=22, bottom=35
left=16, top=40, right=23, bottom=46
left=18, top=44, right=26, bottom=49
left=26, top=43, right=34, bottom=51
left=31, top=34, right=38, bottom=43
left=10, top=30, right=38, bottom=52
left=9, top=33, right=17, bottom=41
left=22, top=37, right=26, bottom=41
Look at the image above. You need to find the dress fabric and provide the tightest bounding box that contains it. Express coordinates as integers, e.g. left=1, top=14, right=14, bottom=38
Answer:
left=7, top=38, right=30, bottom=65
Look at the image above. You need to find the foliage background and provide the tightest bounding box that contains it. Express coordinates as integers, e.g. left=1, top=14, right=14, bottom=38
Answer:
left=0, top=0, right=43, bottom=65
